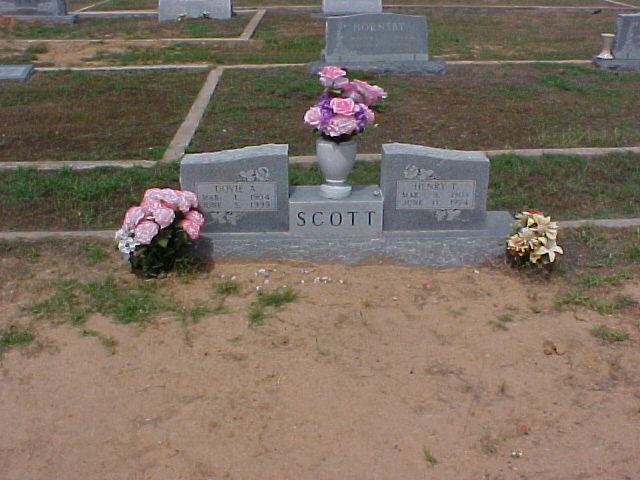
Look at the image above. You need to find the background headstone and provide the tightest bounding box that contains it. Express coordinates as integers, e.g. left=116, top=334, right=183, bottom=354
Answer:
left=380, top=143, right=489, bottom=231
left=180, top=144, right=289, bottom=233
left=322, top=0, right=381, bottom=15
left=158, top=0, right=231, bottom=21
left=0, top=64, right=34, bottom=82
left=593, top=13, right=640, bottom=71
left=613, top=13, right=640, bottom=60
left=310, top=13, right=446, bottom=74
left=0, top=0, right=75, bottom=22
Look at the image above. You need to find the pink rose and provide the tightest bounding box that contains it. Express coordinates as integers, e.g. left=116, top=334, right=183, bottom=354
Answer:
left=175, top=190, right=198, bottom=213
left=319, top=66, right=348, bottom=89
left=152, top=206, right=175, bottom=228
left=345, top=80, right=386, bottom=106
left=123, top=206, right=145, bottom=230
left=141, top=197, right=162, bottom=216
left=330, top=97, right=356, bottom=116
left=304, top=106, right=323, bottom=128
left=143, top=188, right=180, bottom=210
left=184, top=209, right=205, bottom=227
left=362, top=104, right=375, bottom=124
left=325, top=114, right=358, bottom=137
left=179, top=219, right=200, bottom=240
left=319, top=65, right=346, bottom=80
left=134, top=220, right=159, bottom=245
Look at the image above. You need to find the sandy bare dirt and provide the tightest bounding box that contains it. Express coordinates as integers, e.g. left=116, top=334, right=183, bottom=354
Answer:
left=1, top=247, right=639, bottom=480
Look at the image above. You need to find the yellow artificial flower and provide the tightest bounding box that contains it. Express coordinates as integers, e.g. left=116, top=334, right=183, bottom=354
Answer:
left=533, top=238, right=564, bottom=263
left=507, top=234, right=530, bottom=255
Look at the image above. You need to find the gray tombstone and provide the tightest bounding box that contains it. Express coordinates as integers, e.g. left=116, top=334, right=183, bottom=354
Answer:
left=310, top=13, right=445, bottom=74
left=380, top=143, right=489, bottom=231
left=289, top=185, right=383, bottom=236
left=593, top=13, right=640, bottom=71
left=0, top=0, right=76, bottom=22
left=322, top=0, right=381, bottom=15
left=158, top=0, right=231, bottom=21
left=0, top=64, right=34, bottom=82
left=180, top=144, right=289, bottom=233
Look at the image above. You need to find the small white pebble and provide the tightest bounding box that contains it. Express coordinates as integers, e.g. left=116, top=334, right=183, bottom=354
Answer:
left=338, top=279, right=344, bottom=284
left=474, top=269, right=480, bottom=274
left=392, top=296, right=398, bottom=301
left=230, top=275, right=236, bottom=280
left=300, top=280, right=305, bottom=284
left=256, top=286, right=262, bottom=291
left=263, top=279, right=270, bottom=285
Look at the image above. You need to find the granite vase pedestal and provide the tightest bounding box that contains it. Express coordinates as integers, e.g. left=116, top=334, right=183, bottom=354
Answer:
left=181, top=143, right=511, bottom=266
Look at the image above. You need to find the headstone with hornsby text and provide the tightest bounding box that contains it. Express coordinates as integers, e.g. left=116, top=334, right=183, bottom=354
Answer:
left=309, top=13, right=446, bottom=74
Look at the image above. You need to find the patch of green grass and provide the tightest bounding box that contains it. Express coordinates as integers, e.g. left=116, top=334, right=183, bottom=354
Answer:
left=214, top=279, right=241, bottom=296
left=0, top=44, right=48, bottom=63
left=83, top=277, right=160, bottom=324
left=31, top=276, right=161, bottom=325
left=0, top=326, right=35, bottom=354
left=556, top=289, right=637, bottom=315
left=247, top=287, right=296, bottom=327
left=489, top=313, right=514, bottom=331
left=1, top=70, right=207, bottom=163
left=81, top=242, right=107, bottom=264
left=80, top=328, right=117, bottom=355
left=422, top=447, right=438, bottom=466
left=590, top=324, right=629, bottom=343
left=576, top=272, right=631, bottom=288
left=30, top=279, right=88, bottom=326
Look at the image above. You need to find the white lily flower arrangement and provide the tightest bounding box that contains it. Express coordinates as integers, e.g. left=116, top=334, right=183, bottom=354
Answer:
left=506, top=210, right=563, bottom=266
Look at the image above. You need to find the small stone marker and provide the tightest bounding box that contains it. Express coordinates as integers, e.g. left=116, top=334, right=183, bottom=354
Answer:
left=380, top=143, right=489, bottom=231
left=289, top=185, right=383, bottom=236
left=180, top=144, right=289, bottom=232
left=593, top=13, right=640, bottom=71
left=158, top=0, right=232, bottom=21
left=322, top=0, right=381, bottom=15
left=0, top=64, right=34, bottom=82
left=310, top=13, right=446, bottom=74
left=0, top=0, right=76, bottom=23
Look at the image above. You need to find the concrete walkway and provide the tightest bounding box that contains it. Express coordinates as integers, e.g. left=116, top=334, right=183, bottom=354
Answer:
left=1, top=218, right=638, bottom=241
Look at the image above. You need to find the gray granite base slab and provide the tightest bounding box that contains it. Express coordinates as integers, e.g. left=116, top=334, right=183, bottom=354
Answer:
left=309, top=59, right=446, bottom=74
left=10, top=14, right=76, bottom=23
left=592, top=57, right=640, bottom=72
left=193, top=210, right=511, bottom=266
left=0, top=64, right=34, bottom=82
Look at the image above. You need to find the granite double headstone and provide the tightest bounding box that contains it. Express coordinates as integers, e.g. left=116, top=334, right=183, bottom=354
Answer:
left=310, top=13, right=446, bottom=74
left=180, top=143, right=511, bottom=265
left=158, top=0, right=231, bottom=21
left=593, top=13, right=640, bottom=71
left=321, top=0, right=381, bottom=15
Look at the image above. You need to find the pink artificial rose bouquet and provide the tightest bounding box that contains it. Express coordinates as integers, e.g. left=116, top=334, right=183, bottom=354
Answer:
left=303, top=66, right=386, bottom=141
left=115, top=188, right=205, bottom=277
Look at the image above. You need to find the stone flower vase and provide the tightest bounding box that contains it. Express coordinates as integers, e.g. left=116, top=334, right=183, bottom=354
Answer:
left=316, top=137, right=357, bottom=199
left=597, top=33, right=615, bottom=60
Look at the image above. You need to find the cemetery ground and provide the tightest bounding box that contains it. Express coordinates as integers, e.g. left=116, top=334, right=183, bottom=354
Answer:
left=0, top=10, right=620, bottom=66
left=2, top=65, right=640, bottom=164
left=1, top=225, right=639, bottom=478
